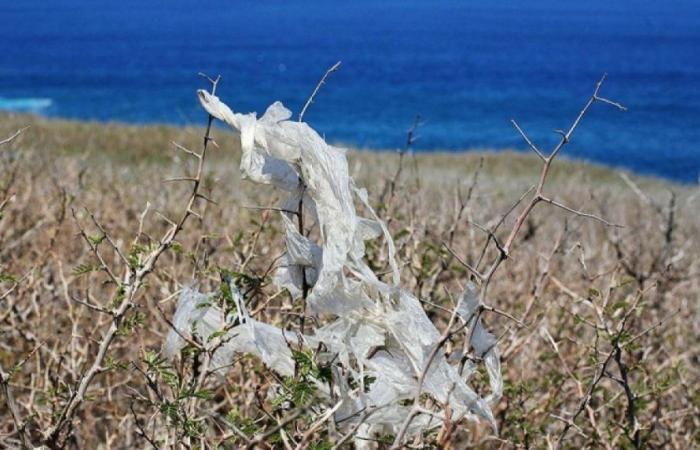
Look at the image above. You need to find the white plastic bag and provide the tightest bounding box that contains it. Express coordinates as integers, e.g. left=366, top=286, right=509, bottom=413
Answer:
left=164, top=92, right=503, bottom=439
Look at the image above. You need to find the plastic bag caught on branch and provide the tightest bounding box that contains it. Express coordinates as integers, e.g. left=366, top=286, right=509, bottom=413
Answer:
left=164, top=286, right=297, bottom=377
left=164, top=91, right=503, bottom=438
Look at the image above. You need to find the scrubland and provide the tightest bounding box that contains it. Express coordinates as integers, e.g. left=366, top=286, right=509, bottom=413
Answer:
left=0, top=111, right=698, bottom=449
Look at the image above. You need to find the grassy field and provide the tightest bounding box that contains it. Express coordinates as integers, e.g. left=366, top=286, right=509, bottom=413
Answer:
left=0, top=112, right=698, bottom=449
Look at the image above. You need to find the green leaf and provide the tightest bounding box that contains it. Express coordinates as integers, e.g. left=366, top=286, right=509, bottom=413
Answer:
left=88, top=234, right=105, bottom=246
left=225, top=408, right=258, bottom=438
left=0, top=272, right=16, bottom=283
left=72, top=263, right=98, bottom=276
left=110, top=285, right=126, bottom=309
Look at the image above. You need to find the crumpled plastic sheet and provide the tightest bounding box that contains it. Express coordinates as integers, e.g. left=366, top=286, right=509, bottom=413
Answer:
left=164, top=91, right=504, bottom=440
left=164, top=285, right=297, bottom=377
left=456, top=282, right=503, bottom=405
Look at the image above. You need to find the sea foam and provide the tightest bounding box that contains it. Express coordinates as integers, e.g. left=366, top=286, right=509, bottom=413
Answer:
left=0, top=97, right=52, bottom=112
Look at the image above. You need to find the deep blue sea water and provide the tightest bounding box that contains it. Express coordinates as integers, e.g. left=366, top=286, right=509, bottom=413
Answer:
left=1, top=1, right=699, bottom=182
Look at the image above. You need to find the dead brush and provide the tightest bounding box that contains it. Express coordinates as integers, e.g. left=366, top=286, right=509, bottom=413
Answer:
left=0, top=69, right=697, bottom=450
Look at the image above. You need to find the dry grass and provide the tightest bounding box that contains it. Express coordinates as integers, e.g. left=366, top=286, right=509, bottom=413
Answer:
left=0, top=113, right=698, bottom=449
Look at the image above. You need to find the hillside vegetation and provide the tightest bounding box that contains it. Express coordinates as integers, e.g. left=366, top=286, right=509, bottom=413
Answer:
left=0, top=112, right=698, bottom=449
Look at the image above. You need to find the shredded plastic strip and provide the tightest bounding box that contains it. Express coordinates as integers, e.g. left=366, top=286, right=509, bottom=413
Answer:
left=165, top=92, right=503, bottom=440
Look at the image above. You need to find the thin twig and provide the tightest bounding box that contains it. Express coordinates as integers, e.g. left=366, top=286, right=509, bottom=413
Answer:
left=538, top=195, right=623, bottom=228
left=43, top=74, right=222, bottom=447
left=511, top=119, right=545, bottom=161
left=0, top=127, right=29, bottom=147
left=295, top=61, right=341, bottom=335
left=299, top=61, right=341, bottom=122
left=0, top=362, right=34, bottom=449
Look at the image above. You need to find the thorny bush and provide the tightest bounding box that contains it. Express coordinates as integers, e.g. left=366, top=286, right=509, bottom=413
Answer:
left=0, top=73, right=698, bottom=449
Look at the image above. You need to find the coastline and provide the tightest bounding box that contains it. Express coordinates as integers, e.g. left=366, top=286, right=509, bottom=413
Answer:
left=0, top=112, right=693, bottom=193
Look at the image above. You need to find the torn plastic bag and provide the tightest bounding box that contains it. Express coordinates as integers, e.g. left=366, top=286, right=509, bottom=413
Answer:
left=164, top=286, right=296, bottom=377
left=164, top=92, right=505, bottom=440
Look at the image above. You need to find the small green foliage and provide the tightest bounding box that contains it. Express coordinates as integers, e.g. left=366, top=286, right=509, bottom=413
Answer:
left=0, top=272, right=15, bottom=283
left=395, top=228, right=410, bottom=240
left=377, top=434, right=395, bottom=445
left=364, top=375, right=377, bottom=391
left=47, top=382, right=72, bottom=403
left=180, top=343, right=201, bottom=358
left=170, top=240, right=184, bottom=255
left=291, top=349, right=332, bottom=383
left=275, top=376, right=317, bottom=407
left=232, top=271, right=263, bottom=295
left=605, top=298, right=629, bottom=315
left=72, top=262, right=99, bottom=277
left=230, top=231, right=244, bottom=248
left=104, top=355, right=129, bottom=371
left=128, top=242, right=161, bottom=269
left=5, top=362, right=21, bottom=381
left=218, top=268, right=237, bottom=312
left=348, top=374, right=377, bottom=393
left=308, top=440, right=333, bottom=450
left=116, top=310, right=145, bottom=336
left=128, top=243, right=146, bottom=268
left=144, top=350, right=179, bottom=389
left=652, top=363, right=681, bottom=394
left=292, top=349, right=315, bottom=377
left=272, top=349, right=330, bottom=409
left=225, top=408, right=258, bottom=440
left=160, top=401, right=179, bottom=421
left=207, top=330, right=227, bottom=342
left=179, top=387, right=212, bottom=401
left=88, top=234, right=105, bottom=246
left=110, top=284, right=127, bottom=309
left=144, top=350, right=209, bottom=440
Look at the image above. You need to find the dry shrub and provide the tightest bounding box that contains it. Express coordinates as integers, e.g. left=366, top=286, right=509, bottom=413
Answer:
left=0, top=80, right=698, bottom=449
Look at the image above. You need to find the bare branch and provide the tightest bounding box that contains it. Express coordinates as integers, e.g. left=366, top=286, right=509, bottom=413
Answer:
left=71, top=207, right=120, bottom=285
left=511, top=119, right=545, bottom=161
left=171, top=141, right=201, bottom=159
left=0, top=362, right=34, bottom=449
left=594, top=95, right=627, bottom=111
left=43, top=74, right=223, bottom=447
left=245, top=408, right=306, bottom=450
left=70, top=295, right=113, bottom=316
left=538, top=195, right=622, bottom=228
left=442, top=241, right=484, bottom=281
left=295, top=400, right=343, bottom=449
left=243, top=205, right=300, bottom=216
left=85, top=207, right=131, bottom=266
left=299, top=61, right=342, bottom=122
left=163, top=176, right=198, bottom=183
left=0, top=127, right=29, bottom=147
left=502, top=74, right=625, bottom=255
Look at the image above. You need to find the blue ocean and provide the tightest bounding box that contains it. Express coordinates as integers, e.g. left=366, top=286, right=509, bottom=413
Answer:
left=1, top=1, right=698, bottom=182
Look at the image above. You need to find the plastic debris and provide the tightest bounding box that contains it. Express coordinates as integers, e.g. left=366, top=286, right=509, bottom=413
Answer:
left=164, top=91, right=503, bottom=439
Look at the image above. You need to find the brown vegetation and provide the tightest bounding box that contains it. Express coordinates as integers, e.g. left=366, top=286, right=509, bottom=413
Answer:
left=0, top=107, right=698, bottom=448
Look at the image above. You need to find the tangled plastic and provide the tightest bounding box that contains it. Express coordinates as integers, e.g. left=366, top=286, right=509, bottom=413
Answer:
left=163, top=90, right=502, bottom=441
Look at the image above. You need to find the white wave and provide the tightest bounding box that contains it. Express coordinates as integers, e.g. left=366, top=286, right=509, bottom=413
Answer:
left=0, top=97, right=52, bottom=112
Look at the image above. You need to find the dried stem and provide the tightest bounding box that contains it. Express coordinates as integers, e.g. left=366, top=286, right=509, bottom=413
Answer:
left=42, top=75, right=221, bottom=448
left=295, top=61, right=342, bottom=336
left=0, top=362, right=33, bottom=449
left=299, top=61, right=342, bottom=123
left=0, top=127, right=28, bottom=147
left=453, top=74, right=625, bottom=305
